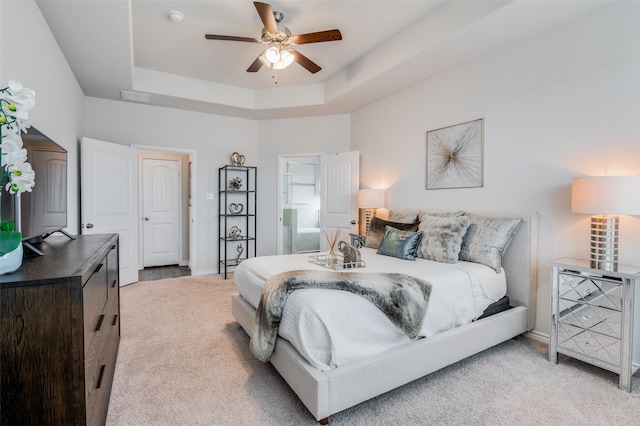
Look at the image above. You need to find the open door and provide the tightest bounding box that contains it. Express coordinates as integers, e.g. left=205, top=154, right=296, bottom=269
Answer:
left=81, top=137, right=139, bottom=285
left=320, top=151, right=359, bottom=250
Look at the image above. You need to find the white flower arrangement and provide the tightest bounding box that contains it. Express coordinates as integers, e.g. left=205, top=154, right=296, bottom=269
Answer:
left=0, top=80, right=36, bottom=260
left=1, top=80, right=36, bottom=195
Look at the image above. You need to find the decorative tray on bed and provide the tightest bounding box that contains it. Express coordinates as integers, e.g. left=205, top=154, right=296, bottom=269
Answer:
left=308, top=254, right=366, bottom=270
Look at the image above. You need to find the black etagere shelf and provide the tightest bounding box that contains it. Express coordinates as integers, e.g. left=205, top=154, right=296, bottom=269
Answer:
left=218, top=165, right=257, bottom=278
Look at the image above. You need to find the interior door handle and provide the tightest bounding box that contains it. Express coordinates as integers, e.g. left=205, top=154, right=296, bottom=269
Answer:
left=350, top=220, right=356, bottom=225
left=86, top=223, right=94, bottom=229
left=144, top=217, right=149, bottom=221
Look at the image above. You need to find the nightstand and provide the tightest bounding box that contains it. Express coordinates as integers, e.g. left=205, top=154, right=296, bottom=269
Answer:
left=549, top=258, right=640, bottom=391
left=349, top=233, right=365, bottom=248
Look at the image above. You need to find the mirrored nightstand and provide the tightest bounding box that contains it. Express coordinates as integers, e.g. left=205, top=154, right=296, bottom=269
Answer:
left=549, top=258, right=640, bottom=391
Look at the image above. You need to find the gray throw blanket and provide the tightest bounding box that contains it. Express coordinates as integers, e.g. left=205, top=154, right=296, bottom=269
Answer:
left=250, top=270, right=432, bottom=362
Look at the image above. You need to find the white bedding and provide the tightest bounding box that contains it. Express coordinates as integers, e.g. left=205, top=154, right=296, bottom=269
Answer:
left=234, top=248, right=506, bottom=371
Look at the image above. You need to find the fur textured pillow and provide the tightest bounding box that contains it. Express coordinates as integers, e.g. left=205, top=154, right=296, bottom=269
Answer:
left=387, top=210, right=420, bottom=224
left=459, top=215, right=523, bottom=273
left=417, top=215, right=471, bottom=263
left=364, top=217, right=419, bottom=249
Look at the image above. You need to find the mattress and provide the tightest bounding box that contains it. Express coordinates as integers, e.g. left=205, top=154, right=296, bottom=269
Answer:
left=234, top=248, right=506, bottom=370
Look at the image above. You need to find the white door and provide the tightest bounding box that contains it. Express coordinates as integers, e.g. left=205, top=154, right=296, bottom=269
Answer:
left=142, top=158, right=181, bottom=267
left=320, top=151, right=359, bottom=251
left=81, top=137, right=139, bottom=285
left=30, top=148, right=67, bottom=234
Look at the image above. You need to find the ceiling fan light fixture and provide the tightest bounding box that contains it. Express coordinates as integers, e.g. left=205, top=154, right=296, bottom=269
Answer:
left=277, top=49, right=295, bottom=69
left=265, top=46, right=281, bottom=63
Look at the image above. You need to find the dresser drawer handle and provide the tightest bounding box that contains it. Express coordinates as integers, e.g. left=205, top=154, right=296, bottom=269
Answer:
left=93, top=263, right=104, bottom=274
left=112, top=314, right=118, bottom=326
left=111, top=279, right=117, bottom=288
left=95, top=314, right=105, bottom=332
left=96, top=364, right=106, bottom=389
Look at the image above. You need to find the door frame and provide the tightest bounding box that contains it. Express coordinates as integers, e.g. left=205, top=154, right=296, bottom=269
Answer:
left=277, top=152, right=323, bottom=255
left=133, top=144, right=196, bottom=271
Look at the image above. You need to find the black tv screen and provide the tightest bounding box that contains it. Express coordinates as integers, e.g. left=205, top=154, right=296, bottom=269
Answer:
left=1, top=127, right=68, bottom=244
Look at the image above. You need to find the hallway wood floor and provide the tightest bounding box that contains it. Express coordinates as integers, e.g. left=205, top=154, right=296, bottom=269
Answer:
left=138, top=265, right=191, bottom=282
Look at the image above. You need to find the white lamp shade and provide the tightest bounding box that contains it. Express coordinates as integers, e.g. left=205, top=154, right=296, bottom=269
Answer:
left=571, top=176, right=640, bottom=215
left=357, top=189, right=385, bottom=208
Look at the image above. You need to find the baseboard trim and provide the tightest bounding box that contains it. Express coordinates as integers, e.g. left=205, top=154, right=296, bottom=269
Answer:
left=525, top=330, right=549, bottom=345
left=191, top=268, right=218, bottom=276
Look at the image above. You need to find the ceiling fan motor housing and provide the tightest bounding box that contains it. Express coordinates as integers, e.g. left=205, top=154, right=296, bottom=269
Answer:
left=262, top=25, right=291, bottom=43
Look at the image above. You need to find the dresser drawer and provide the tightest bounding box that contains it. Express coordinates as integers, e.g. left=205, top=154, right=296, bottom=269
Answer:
left=83, top=260, right=108, bottom=354
left=85, top=356, right=110, bottom=426
left=107, top=245, right=119, bottom=292
left=86, top=306, right=120, bottom=426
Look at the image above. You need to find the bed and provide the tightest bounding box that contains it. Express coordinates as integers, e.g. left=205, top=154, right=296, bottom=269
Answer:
left=231, top=211, right=538, bottom=423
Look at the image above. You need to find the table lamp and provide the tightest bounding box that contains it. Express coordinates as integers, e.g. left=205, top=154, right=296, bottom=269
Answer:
left=571, top=176, right=640, bottom=271
left=357, top=189, right=385, bottom=235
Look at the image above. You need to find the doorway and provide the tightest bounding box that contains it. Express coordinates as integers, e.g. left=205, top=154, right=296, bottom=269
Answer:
left=138, top=150, right=191, bottom=269
left=279, top=155, right=321, bottom=255
left=277, top=151, right=360, bottom=255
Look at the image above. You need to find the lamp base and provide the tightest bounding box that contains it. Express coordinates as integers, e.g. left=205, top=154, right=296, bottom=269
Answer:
left=361, top=208, right=374, bottom=236
left=589, top=215, right=618, bottom=271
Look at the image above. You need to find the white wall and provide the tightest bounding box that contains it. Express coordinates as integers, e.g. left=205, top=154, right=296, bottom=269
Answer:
left=351, top=2, right=640, bottom=339
left=1, top=0, right=84, bottom=235
left=83, top=100, right=350, bottom=272
left=256, top=115, right=350, bottom=255
left=83, top=97, right=257, bottom=275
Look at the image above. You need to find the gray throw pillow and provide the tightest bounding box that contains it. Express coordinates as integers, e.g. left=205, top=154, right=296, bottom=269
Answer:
left=417, top=215, right=471, bottom=263
left=364, top=217, right=419, bottom=249
left=459, top=215, right=523, bottom=273
left=387, top=210, right=420, bottom=224
left=376, top=226, right=423, bottom=261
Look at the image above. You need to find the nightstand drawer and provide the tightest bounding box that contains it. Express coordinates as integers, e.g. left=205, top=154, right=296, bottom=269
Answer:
left=558, top=302, right=622, bottom=339
left=558, top=273, right=622, bottom=310
left=557, top=324, right=621, bottom=367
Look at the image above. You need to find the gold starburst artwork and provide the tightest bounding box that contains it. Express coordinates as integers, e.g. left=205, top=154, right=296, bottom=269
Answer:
left=426, top=119, right=484, bottom=189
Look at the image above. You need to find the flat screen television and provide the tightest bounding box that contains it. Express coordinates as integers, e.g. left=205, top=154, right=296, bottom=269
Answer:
left=1, top=126, right=70, bottom=254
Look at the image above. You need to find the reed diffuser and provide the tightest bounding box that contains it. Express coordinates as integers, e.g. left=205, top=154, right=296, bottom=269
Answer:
left=324, top=228, right=341, bottom=269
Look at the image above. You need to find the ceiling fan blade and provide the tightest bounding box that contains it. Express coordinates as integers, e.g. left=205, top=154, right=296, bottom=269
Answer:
left=205, top=34, right=261, bottom=43
left=247, top=56, right=264, bottom=73
left=291, top=29, right=342, bottom=45
left=254, top=2, right=278, bottom=34
left=291, top=50, right=321, bottom=74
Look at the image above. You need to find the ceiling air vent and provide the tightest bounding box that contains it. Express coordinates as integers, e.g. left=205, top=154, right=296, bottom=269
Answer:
left=120, top=90, right=150, bottom=103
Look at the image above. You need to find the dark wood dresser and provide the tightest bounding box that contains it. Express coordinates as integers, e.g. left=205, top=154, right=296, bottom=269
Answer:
left=0, top=234, right=120, bottom=426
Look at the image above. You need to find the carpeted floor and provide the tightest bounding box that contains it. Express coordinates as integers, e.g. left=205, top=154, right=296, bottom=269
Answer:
left=106, top=275, right=640, bottom=425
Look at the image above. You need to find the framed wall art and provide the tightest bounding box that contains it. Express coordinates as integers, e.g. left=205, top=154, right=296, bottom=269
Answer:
left=426, top=118, right=484, bottom=190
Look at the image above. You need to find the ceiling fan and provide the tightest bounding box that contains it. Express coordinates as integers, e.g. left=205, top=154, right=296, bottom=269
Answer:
left=205, top=2, right=342, bottom=75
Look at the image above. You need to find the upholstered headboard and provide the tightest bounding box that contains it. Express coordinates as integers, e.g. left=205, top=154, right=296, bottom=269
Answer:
left=384, top=209, right=539, bottom=330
